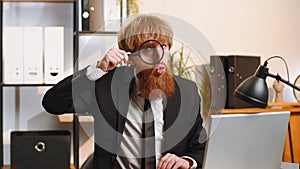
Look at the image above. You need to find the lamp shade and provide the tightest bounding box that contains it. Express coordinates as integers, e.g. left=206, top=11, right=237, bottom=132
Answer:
left=235, top=56, right=300, bottom=108
left=234, top=75, right=269, bottom=108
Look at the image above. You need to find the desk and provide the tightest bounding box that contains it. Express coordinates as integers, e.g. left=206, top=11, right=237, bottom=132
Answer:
left=222, top=102, right=300, bottom=163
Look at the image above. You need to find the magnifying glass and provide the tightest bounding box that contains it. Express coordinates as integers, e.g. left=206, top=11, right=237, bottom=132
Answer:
left=128, top=39, right=165, bottom=65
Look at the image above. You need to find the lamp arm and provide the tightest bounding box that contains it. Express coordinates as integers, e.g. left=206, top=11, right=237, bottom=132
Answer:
left=267, top=73, right=300, bottom=91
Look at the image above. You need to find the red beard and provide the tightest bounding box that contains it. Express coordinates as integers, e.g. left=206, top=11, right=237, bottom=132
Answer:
left=136, top=67, right=175, bottom=100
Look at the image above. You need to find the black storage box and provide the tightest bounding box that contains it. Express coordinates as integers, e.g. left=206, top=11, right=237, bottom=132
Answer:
left=11, top=130, right=71, bottom=169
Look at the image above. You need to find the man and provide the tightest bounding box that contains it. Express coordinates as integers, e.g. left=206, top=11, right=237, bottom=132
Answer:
left=42, top=14, right=206, bottom=169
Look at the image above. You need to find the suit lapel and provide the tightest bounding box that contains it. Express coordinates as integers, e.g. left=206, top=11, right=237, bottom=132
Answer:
left=163, top=81, right=181, bottom=131
left=111, top=67, right=135, bottom=134
left=162, top=80, right=181, bottom=155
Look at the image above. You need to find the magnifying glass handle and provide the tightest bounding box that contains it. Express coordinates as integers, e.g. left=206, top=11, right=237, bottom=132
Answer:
left=128, top=51, right=138, bottom=57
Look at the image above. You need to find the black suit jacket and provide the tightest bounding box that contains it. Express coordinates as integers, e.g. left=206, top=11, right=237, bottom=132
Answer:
left=42, top=66, right=206, bottom=169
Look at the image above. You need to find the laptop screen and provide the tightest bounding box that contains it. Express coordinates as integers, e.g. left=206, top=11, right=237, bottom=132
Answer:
left=202, top=111, right=290, bottom=169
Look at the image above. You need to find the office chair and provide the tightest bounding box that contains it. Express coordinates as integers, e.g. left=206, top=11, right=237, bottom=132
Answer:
left=80, top=153, right=94, bottom=169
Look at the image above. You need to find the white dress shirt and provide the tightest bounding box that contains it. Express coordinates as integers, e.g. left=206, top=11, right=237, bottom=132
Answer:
left=116, top=95, right=164, bottom=168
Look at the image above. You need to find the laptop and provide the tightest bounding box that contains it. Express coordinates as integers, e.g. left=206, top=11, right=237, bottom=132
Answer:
left=202, top=111, right=290, bottom=169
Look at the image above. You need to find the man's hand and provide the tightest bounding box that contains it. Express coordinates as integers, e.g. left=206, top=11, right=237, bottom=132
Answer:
left=157, top=153, right=191, bottom=169
left=97, top=48, right=128, bottom=72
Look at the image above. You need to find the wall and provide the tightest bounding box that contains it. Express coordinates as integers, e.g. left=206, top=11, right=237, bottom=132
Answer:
left=139, top=0, right=300, bottom=102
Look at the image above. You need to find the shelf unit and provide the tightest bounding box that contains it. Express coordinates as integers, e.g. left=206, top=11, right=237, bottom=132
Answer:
left=1, top=0, right=130, bottom=168
left=0, top=0, right=77, bottom=168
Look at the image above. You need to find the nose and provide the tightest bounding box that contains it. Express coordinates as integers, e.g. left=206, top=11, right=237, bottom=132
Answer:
left=152, top=46, right=162, bottom=61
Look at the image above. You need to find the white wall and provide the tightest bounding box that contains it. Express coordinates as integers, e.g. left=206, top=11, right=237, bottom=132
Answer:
left=139, top=0, right=300, bottom=102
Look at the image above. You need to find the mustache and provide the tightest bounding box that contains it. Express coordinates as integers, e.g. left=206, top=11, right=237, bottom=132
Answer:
left=136, top=62, right=169, bottom=72
left=140, top=63, right=170, bottom=76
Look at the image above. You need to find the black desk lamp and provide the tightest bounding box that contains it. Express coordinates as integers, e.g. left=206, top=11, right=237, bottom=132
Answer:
left=234, top=56, right=300, bottom=108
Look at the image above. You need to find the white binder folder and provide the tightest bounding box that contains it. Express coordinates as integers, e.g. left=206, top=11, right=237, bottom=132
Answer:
left=3, top=27, right=24, bottom=84
left=23, top=27, right=43, bottom=84
left=44, top=27, right=64, bottom=84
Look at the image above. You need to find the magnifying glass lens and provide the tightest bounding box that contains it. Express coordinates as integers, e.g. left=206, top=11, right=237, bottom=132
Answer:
left=127, top=40, right=165, bottom=65
left=139, top=40, right=164, bottom=65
